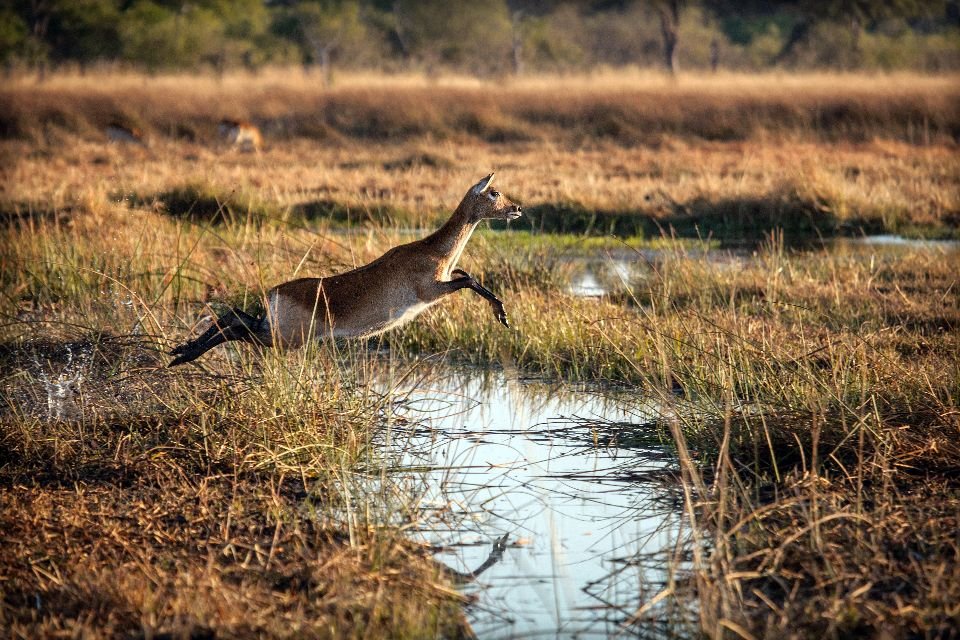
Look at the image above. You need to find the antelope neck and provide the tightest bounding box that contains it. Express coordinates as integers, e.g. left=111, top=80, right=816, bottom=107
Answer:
left=427, top=202, right=480, bottom=271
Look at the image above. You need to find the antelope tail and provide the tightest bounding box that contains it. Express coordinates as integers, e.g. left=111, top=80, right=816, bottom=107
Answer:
left=168, top=308, right=264, bottom=367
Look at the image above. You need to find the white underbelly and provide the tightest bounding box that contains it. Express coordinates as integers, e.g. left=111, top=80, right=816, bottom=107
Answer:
left=345, top=299, right=431, bottom=338
left=387, top=300, right=430, bottom=327
left=263, top=288, right=433, bottom=345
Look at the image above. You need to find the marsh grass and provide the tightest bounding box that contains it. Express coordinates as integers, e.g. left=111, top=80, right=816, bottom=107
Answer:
left=3, top=68, right=959, bottom=638
left=393, top=231, right=959, bottom=636
left=116, top=182, right=282, bottom=225
left=527, top=247, right=956, bottom=637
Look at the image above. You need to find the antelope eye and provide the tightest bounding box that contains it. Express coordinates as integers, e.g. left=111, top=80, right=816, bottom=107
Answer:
left=490, top=190, right=500, bottom=197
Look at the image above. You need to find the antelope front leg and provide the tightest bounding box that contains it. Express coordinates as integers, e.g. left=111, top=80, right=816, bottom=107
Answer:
left=450, top=269, right=510, bottom=328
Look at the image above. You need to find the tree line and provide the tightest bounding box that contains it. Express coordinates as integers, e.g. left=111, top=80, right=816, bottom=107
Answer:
left=3, top=0, right=959, bottom=78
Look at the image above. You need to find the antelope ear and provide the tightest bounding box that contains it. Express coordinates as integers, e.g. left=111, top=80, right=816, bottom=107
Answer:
left=471, top=172, right=495, bottom=194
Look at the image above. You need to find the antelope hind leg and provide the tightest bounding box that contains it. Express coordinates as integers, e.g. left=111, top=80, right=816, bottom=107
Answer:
left=168, top=308, right=262, bottom=366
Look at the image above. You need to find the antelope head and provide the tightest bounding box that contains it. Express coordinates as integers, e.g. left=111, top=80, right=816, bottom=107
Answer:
left=463, top=173, right=522, bottom=222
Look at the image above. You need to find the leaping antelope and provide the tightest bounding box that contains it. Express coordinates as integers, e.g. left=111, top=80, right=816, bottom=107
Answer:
left=218, top=118, right=262, bottom=152
left=169, top=173, right=521, bottom=366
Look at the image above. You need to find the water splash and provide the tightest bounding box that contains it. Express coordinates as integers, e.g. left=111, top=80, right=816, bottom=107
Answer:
left=35, top=345, right=87, bottom=421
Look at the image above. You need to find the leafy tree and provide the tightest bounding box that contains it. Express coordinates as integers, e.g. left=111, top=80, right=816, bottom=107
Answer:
left=207, top=0, right=278, bottom=69
left=10, top=0, right=122, bottom=65
left=393, top=0, right=513, bottom=73
left=47, top=0, right=121, bottom=63
left=704, top=0, right=951, bottom=66
left=281, top=1, right=368, bottom=85
left=119, top=0, right=225, bottom=70
left=519, top=6, right=587, bottom=71
left=3, top=0, right=958, bottom=73
left=0, top=8, right=30, bottom=64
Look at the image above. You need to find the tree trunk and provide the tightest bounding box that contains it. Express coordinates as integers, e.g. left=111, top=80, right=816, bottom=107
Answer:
left=773, top=19, right=810, bottom=65
left=319, top=46, right=332, bottom=88
left=215, top=48, right=226, bottom=81
left=511, top=11, right=524, bottom=76
left=658, top=1, right=681, bottom=76
left=848, top=16, right=862, bottom=69
left=30, top=6, right=50, bottom=83
left=307, top=36, right=334, bottom=88
left=392, top=1, right=411, bottom=67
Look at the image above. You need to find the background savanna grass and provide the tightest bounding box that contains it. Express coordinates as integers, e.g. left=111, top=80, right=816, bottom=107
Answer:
left=3, top=71, right=959, bottom=240
left=2, top=69, right=959, bottom=638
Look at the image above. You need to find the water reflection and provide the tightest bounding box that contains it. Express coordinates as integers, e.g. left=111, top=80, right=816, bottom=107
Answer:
left=839, top=234, right=960, bottom=249
left=378, top=366, right=688, bottom=638
left=569, top=259, right=635, bottom=297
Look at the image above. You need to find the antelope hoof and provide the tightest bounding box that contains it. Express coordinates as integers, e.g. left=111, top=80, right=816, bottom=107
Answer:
left=495, top=306, right=510, bottom=328
left=170, top=343, right=190, bottom=356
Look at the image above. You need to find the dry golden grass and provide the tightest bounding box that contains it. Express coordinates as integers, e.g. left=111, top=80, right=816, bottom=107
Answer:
left=0, top=178, right=472, bottom=636
left=3, top=132, right=958, bottom=242
left=3, top=70, right=957, bottom=239
left=2, top=475, right=464, bottom=638
left=398, top=236, right=959, bottom=638
left=5, top=68, right=957, bottom=146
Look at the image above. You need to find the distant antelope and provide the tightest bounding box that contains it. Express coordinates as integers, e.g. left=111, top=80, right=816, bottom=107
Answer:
left=218, top=118, right=262, bottom=152
left=169, top=173, right=521, bottom=366
left=105, top=122, right=147, bottom=147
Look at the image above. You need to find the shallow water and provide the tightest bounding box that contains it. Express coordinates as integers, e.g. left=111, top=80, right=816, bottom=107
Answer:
left=569, top=258, right=635, bottom=297
left=378, top=366, right=688, bottom=638
left=566, top=234, right=959, bottom=298
left=566, top=249, right=741, bottom=298
left=840, top=234, right=960, bottom=248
